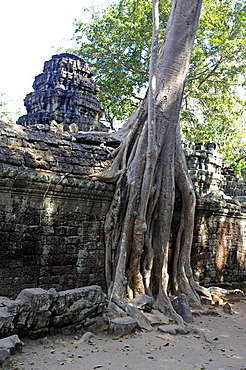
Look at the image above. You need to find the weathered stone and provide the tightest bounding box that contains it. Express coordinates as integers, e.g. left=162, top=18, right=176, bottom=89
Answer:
left=158, top=324, right=189, bottom=335
left=0, top=285, right=110, bottom=338
left=84, top=316, right=109, bottom=334
left=0, top=307, right=15, bottom=334
left=171, top=294, right=193, bottom=323
left=108, top=316, right=138, bottom=337
left=77, top=331, right=97, bottom=343
left=222, top=302, right=232, bottom=314
left=0, top=335, right=24, bottom=354
left=105, top=301, right=128, bottom=320
left=51, top=286, right=107, bottom=327
left=129, top=294, right=154, bottom=312
left=8, top=288, right=53, bottom=330
left=110, top=296, right=152, bottom=330
left=125, top=305, right=152, bottom=332
left=0, top=120, right=115, bottom=298
left=0, top=297, right=15, bottom=307
left=143, top=310, right=169, bottom=325
left=111, top=296, right=130, bottom=311
left=0, top=348, right=10, bottom=367
left=17, top=53, right=106, bottom=132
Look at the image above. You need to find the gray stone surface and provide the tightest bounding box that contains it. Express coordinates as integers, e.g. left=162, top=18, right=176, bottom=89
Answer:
left=0, top=307, right=15, bottom=334
left=105, top=301, right=128, bottom=320
left=222, top=302, right=232, bottom=314
left=129, top=294, right=154, bottom=312
left=0, top=286, right=107, bottom=338
left=0, top=114, right=246, bottom=297
left=17, top=53, right=106, bottom=132
left=108, top=316, right=138, bottom=337
left=143, top=310, right=169, bottom=325
left=0, top=335, right=24, bottom=354
left=125, top=305, right=152, bottom=332
left=51, top=285, right=107, bottom=327
left=0, top=122, right=117, bottom=297
left=171, top=294, right=193, bottom=323
left=0, top=348, right=10, bottom=367
left=158, top=324, right=189, bottom=335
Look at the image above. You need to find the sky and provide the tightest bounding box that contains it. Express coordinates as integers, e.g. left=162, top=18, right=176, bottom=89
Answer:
left=0, top=0, right=112, bottom=119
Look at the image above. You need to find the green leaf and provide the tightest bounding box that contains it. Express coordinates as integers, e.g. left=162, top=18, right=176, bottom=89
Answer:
left=68, top=0, right=246, bottom=164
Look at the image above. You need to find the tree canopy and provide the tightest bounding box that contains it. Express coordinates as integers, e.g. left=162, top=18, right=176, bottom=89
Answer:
left=71, top=0, right=246, bottom=171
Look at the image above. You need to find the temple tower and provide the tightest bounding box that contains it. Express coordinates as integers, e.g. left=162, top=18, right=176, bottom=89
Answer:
left=17, top=53, right=105, bottom=132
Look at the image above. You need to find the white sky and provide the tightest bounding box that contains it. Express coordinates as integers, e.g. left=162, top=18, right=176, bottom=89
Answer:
left=0, top=0, right=112, bottom=118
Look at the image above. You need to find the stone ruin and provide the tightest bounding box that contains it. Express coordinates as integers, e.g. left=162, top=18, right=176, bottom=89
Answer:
left=0, top=54, right=246, bottom=364
left=17, top=53, right=106, bottom=132
left=0, top=52, right=245, bottom=301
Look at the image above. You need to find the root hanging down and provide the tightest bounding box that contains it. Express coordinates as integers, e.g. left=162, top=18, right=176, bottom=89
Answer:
left=90, top=0, right=207, bottom=322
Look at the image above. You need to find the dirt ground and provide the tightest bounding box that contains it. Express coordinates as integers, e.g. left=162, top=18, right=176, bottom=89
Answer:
left=9, top=300, right=246, bottom=370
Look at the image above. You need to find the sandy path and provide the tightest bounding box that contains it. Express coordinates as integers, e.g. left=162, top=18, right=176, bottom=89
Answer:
left=10, top=300, right=246, bottom=370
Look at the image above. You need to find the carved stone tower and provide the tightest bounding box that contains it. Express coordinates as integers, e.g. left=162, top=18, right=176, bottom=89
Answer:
left=17, top=53, right=105, bottom=131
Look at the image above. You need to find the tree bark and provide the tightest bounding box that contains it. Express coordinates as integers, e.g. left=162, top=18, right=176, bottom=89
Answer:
left=92, top=0, right=203, bottom=319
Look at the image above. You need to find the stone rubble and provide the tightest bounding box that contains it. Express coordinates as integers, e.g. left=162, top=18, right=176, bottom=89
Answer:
left=0, top=286, right=107, bottom=339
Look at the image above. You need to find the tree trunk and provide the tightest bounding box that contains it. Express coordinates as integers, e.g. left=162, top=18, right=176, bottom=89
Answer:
left=92, top=0, right=203, bottom=319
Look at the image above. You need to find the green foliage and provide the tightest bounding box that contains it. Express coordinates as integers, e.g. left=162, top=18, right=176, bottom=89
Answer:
left=182, top=0, right=246, bottom=171
left=70, top=0, right=170, bottom=127
left=71, top=0, right=246, bottom=169
left=0, top=92, right=21, bottom=123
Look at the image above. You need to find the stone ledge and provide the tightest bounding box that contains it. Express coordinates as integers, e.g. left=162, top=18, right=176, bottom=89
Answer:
left=0, top=286, right=107, bottom=339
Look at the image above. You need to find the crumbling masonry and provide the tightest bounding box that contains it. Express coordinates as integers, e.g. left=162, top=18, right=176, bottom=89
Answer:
left=0, top=53, right=245, bottom=299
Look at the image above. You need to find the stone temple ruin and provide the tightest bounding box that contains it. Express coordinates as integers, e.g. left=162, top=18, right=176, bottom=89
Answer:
left=0, top=53, right=246, bottom=300
left=17, top=53, right=106, bottom=132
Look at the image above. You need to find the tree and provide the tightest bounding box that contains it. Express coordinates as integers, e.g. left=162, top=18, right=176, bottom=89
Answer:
left=72, top=0, right=246, bottom=169
left=92, top=0, right=204, bottom=321
left=0, top=93, right=21, bottom=123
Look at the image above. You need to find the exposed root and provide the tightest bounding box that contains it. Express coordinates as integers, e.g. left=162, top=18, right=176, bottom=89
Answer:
left=93, top=0, right=203, bottom=319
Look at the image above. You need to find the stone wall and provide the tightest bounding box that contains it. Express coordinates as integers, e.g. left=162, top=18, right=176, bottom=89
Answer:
left=0, top=53, right=246, bottom=298
left=192, top=200, right=246, bottom=288
left=1, top=120, right=246, bottom=296
left=0, top=121, right=117, bottom=297
left=183, top=140, right=246, bottom=288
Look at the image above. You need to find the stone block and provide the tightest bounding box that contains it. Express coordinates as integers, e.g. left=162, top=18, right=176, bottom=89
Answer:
left=105, top=301, right=127, bottom=320
left=158, top=324, right=189, bottom=335
left=129, top=293, right=154, bottom=312
left=0, top=307, right=15, bottom=333
left=125, top=305, right=152, bottom=331
left=108, top=316, right=138, bottom=337
left=8, top=288, right=54, bottom=330
left=0, top=335, right=24, bottom=354
left=51, top=285, right=107, bottom=327
left=171, top=294, right=193, bottom=323
left=143, top=310, right=169, bottom=325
